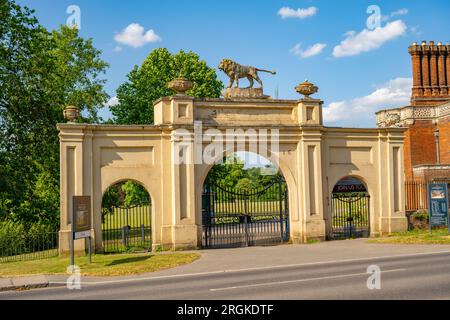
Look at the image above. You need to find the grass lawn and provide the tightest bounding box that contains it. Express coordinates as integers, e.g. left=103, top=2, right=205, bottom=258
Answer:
left=368, top=228, right=450, bottom=245
left=0, top=252, right=200, bottom=278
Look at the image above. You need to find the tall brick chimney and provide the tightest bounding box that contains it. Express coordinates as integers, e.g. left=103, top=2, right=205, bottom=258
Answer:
left=409, top=41, right=450, bottom=106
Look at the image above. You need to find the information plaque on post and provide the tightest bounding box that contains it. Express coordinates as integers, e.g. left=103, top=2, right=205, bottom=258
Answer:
left=427, top=184, right=449, bottom=232
left=71, top=196, right=92, bottom=266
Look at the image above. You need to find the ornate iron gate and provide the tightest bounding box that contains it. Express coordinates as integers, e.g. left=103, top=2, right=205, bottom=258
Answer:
left=331, top=193, right=370, bottom=239
left=202, top=176, right=289, bottom=249
left=101, top=202, right=152, bottom=253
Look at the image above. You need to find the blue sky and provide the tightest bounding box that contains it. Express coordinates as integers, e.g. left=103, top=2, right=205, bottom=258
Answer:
left=17, top=0, right=450, bottom=127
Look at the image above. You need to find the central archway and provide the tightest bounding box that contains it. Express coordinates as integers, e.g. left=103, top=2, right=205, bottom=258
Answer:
left=201, top=152, right=289, bottom=248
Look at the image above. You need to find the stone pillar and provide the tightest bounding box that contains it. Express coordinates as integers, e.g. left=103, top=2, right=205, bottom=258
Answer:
left=158, top=94, right=200, bottom=250
left=429, top=42, right=439, bottom=96
left=438, top=43, right=447, bottom=95
left=297, top=98, right=323, bottom=126
left=421, top=42, right=431, bottom=96
left=409, top=44, right=423, bottom=97
left=378, top=130, right=408, bottom=234
left=58, top=124, right=89, bottom=255
left=298, top=128, right=326, bottom=242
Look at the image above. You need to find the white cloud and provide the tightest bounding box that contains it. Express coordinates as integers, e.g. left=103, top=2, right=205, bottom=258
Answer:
left=391, top=8, right=409, bottom=17
left=383, top=8, right=409, bottom=21
left=332, top=20, right=407, bottom=58
left=290, top=43, right=327, bottom=59
left=278, top=6, right=317, bottom=19
left=113, top=46, right=122, bottom=52
left=114, top=23, right=161, bottom=48
left=105, top=96, right=119, bottom=107
left=323, top=77, right=412, bottom=126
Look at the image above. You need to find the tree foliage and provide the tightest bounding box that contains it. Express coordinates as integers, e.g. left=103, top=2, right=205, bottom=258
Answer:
left=0, top=0, right=108, bottom=228
left=111, top=48, right=223, bottom=124
left=206, top=155, right=282, bottom=191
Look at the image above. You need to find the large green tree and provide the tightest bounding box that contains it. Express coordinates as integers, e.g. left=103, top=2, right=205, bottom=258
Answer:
left=111, top=48, right=223, bottom=124
left=0, top=0, right=108, bottom=227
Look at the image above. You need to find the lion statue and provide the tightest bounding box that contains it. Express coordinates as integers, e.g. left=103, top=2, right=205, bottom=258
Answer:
left=218, top=59, right=276, bottom=89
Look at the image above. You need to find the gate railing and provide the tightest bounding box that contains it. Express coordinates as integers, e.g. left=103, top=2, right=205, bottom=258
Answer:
left=202, top=176, right=289, bottom=248
left=0, top=229, right=58, bottom=263
left=405, top=180, right=450, bottom=212
left=102, top=202, right=152, bottom=253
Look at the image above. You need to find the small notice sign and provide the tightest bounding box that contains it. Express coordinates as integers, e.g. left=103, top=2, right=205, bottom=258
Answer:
left=427, top=184, right=449, bottom=230
left=72, top=196, right=91, bottom=239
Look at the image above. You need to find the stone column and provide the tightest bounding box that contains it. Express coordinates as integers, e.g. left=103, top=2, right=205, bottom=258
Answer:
left=429, top=42, right=439, bottom=96
left=298, top=128, right=326, bottom=242
left=58, top=124, right=88, bottom=255
left=438, top=43, right=447, bottom=95
left=378, top=130, right=408, bottom=234
left=409, top=44, right=423, bottom=97
left=421, top=42, right=431, bottom=96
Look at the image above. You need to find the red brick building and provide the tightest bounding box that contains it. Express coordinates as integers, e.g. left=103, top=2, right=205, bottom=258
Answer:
left=376, top=41, right=450, bottom=181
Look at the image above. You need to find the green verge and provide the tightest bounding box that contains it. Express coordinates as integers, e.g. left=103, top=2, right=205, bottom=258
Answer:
left=0, top=252, right=200, bottom=277
left=368, top=228, right=450, bottom=245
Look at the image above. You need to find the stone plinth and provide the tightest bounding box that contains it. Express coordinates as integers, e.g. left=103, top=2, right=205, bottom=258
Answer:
left=222, top=87, right=269, bottom=99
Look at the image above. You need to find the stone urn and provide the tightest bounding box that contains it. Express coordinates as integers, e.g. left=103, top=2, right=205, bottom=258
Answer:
left=63, top=105, right=80, bottom=123
left=168, top=77, right=193, bottom=95
left=295, top=80, right=318, bottom=98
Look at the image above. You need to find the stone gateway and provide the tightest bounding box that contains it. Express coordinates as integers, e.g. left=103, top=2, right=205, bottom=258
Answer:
left=58, top=79, right=407, bottom=254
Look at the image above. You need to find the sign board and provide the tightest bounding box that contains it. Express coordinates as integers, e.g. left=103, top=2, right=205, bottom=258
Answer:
left=72, top=196, right=91, bottom=239
left=427, top=184, right=449, bottom=229
left=333, top=177, right=367, bottom=194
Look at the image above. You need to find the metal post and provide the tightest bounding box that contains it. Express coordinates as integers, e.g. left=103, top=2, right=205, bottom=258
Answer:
left=244, top=192, right=249, bottom=247
left=122, top=226, right=127, bottom=247
left=88, top=236, right=92, bottom=264
left=278, top=176, right=284, bottom=241
left=70, top=209, right=74, bottom=267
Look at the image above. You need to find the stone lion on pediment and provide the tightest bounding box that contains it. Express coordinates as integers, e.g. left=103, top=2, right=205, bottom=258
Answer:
left=218, top=59, right=276, bottom=89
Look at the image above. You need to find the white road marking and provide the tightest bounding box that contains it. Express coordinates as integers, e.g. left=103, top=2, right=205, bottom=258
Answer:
left=43, top=249, right=450, bottom=287
left=209, top=268, right=406, bottom=292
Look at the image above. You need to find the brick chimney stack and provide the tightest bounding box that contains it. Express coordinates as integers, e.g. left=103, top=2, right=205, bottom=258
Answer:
left=409, top=41, right=450, bottom=106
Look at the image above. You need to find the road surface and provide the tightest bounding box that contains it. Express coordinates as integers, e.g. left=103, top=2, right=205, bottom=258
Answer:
left=1, top=249, right=450, bottom=299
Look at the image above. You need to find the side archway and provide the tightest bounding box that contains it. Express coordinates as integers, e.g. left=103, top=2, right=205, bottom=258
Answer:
left=101, top=180, right=152, bottom=252
left=330, top=176, right=370, bottom=239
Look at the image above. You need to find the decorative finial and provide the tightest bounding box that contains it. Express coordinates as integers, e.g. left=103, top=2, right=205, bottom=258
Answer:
left=63, top=105, right=80, bottom=123
left=168, top=77, right=193, bottom=95
left=295, top=80, right=318, bottom=98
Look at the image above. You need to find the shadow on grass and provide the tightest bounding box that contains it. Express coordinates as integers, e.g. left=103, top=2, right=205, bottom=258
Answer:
left=106, top=255, right=152, bottom=266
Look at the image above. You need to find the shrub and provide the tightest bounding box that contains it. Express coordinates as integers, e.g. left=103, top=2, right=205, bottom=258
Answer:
left=409, top=210, right=429, bottom=230
left=0, top=221, right=26, bottom=256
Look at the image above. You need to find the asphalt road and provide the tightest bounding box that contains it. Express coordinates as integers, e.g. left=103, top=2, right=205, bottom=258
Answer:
left=2, top=250, right=450, bottom=300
